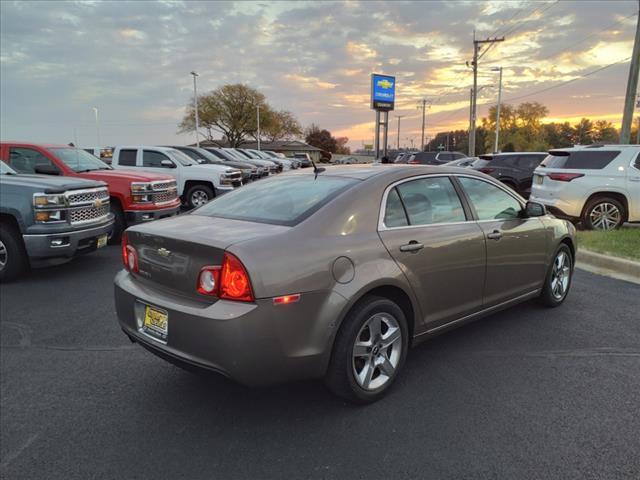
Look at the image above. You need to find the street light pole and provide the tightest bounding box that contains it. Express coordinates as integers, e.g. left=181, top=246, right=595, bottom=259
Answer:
left=92, top=107, right=100, bottom=146
left=492, top=66, right=503, bottom=153
left=257, top=105, right=261, bottom=151
left=620, top=5, right=640, bottom=143
left=420, top=99, right=427, bottom=151
left=190, top=71, right=199, bottom=147
left=395, top=115, right=404, bottom=150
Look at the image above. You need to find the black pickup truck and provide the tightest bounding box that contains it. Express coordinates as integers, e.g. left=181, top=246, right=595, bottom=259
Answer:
left=0, top=161, right=114, bottom=280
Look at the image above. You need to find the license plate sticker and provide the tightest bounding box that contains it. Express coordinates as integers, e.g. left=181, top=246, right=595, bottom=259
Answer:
left=534, top=174, right=543, bottom=185
left=97, top=234, right=108, bottom=249
left=143, top=305, right=168, bottom=341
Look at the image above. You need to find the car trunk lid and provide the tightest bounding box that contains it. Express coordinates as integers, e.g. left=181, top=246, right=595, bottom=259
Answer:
left=126, top=214, right=288, bottom=299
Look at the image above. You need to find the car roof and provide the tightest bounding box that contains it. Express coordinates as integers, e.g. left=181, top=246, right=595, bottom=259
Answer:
left=285, top=164, right=487, bottom=181
left=551, top=144, right=640, bottom=151
left=1, top=141, right=72, bottom=149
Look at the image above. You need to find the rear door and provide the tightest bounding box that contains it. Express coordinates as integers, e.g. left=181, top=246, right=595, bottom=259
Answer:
left=378, top=175, right=486, bottom=329
left=626, top=151, right=640, bottom=220
left=456, top=176, right=547, bottom=306
left=516, top=154, right=546, bottom=197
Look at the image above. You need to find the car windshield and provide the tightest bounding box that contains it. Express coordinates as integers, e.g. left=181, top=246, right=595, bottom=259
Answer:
left=167, top=149, right=199, bottom=166
left=0, top=161, right=17, bottom=175
left=49, top=148, right=110, bottom=172
left=193, top=175, right=358, bottom=226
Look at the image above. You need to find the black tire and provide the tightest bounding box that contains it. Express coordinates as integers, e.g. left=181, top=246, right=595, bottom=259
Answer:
left=0, top=222, right=29, bottom=282
left=537, top=244, right=573, bottom=308
left=185, top=184, right=214, bottom=210
left=581, top=196, right=626, bottom=230
left=108, top=203, right=125, bottom=245
left=325, top=295, right=409, bottom=404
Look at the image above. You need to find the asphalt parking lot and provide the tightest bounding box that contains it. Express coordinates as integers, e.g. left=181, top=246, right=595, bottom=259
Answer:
left=1, top=246, right=639, bottom=480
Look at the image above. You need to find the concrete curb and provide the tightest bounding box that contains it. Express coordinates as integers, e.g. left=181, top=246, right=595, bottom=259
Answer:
left=576, top=249, right=640, bottom=285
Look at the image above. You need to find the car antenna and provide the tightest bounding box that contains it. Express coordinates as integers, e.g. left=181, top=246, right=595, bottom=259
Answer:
left=311, top=159, right=325, bottom=178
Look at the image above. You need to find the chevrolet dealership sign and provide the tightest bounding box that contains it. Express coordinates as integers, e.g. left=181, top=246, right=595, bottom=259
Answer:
left=371, top=74, right=395, bottom=111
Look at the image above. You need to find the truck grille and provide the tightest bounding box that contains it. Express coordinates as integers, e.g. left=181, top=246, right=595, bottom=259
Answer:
left=152, top=180, right=177, bottom=192
left=66, top=188, right=110, bottom=206
left=69, top=204, right=110, bottom=225
left=152, top=190, right=178, bottom=204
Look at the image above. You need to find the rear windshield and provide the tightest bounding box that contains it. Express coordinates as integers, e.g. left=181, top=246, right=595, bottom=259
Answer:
left=193, top=175, right=358, bottom=226
left=540, top=151, right=620, bottom=169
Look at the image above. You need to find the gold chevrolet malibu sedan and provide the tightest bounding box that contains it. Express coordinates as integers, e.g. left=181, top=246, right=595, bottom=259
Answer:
left=115, top=165, right=576, bottom=403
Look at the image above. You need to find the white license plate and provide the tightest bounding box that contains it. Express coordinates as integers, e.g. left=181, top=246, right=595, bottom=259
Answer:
left=534, top=174, right=544, bottom=185
left=97, top=234, right=108, bottom=248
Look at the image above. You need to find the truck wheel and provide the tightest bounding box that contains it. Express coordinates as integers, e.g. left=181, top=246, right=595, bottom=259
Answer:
left=0, top=223, right=28, bottom=281
left=581, top=196, right=625, bottom=230
left=108, top=204, right=125, bottom=245
left=186, top=185, right=214, bottom=209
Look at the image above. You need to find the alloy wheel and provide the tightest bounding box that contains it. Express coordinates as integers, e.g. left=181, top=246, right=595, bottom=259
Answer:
left=190, top=190, right=210, bottom=207
left=589, top=202, right=621, bottom=230
left=551, top=251, right=571, bottom=300
left=0, top=239, right=6, bottom=271
left=352, top=312, right=403, bottom=391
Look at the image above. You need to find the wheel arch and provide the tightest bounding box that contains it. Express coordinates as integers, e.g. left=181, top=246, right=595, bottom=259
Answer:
left=184, top=180, right=215, bottom=195
left=0, top=211, right=25, bottom=234
left=581, top=191, right=629, bottom=222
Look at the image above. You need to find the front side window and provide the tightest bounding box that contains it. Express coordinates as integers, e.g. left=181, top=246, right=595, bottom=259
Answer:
left=458, top=177, right=522, bottom=220
left=392, top=176, right=466, bottom=226
left=143, top=150, right=172, bottom=167
left=8, top=147, right=57, bottom=174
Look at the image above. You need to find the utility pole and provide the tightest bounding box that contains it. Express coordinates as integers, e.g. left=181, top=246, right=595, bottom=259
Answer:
left=621, top=4, right=640, bottom=143
left=257, top=104, right=261, bottom=151
left=395, top=115, right=404, bottom=150
left=92, top=107, right=100, bottom=146
left=492, top=66, right=503, bottom=153
left=419, top=99, right=428, bottom=151
left=190, top=71, right=199, bottom=147
left=470, top=33, right=504, bottom=155
left=469, top=88, right=473, bottom=156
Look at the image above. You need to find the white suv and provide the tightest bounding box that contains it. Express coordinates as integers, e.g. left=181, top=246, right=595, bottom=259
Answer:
left=530, top=145, right=640, bottom=230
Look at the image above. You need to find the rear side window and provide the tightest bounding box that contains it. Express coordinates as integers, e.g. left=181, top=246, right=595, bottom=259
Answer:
left=633, top=153, right=640, bottom=170
left=194, top=175, right=358, bottom=226
left=517, top=155, right=545, bottom=170
left=119, top=149, right=137, bottom=166
left=394, top=177, right=466, bottom=226
left=541, top=151, right=620, bottom=169
left=384, top=188, right=409, bottom=228
left=143, top=150, right=171, bottom=167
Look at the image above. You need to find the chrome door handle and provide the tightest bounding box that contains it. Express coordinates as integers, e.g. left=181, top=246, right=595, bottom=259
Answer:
left=400, top=241, right=424, bottom=252
left=487, top=230, right=502, bottom=240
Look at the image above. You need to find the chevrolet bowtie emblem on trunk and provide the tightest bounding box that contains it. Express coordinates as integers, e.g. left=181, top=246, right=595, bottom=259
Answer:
left=157, top=248, right=171, bottom=258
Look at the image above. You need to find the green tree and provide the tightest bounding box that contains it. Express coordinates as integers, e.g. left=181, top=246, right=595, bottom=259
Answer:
left=592, top=120, right=619, bottom=143
left=304, top=124, right=349, bottom=154
left=260, top=109, right=302, bottom=142
left=573, top=118, right=594, bottom=145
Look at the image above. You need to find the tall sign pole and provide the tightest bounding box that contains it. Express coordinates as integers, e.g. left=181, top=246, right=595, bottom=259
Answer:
left=190, top=71, right=199, bottom=147
left=470, top=34, right=504, bottom=155
left=493, top=66, right=503, bottom=153
left=420, top=99, right=427, bottom=151
left=620, top=4, right=640, bottom=144
left=371, top=74, right=396, bottom=160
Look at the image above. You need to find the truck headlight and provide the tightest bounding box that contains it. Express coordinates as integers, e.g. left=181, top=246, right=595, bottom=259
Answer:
left=220, top=174, right=232, bottom=185
left=33, top=194, right=65, bottom=208
left=35, top=210, right=64, bottom=222
left=131, top=182, right=153, bottom=202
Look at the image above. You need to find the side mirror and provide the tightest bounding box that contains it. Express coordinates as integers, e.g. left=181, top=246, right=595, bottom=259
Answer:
left=160, top=159, right=176, bottom=168
left=34, top=164, right=61, bottom=175
left=523, top=201, right=546, bottom=217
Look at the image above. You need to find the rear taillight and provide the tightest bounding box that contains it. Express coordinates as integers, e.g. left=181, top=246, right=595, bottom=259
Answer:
left=196, top=252, right=254, bottom=302
left=121, top=232, right=138, bottom=273
left=478, top=167, right=496, bottom=174
left=547, top=173, right=584, bottom=182
left=408, top=159, right=420, bottom=164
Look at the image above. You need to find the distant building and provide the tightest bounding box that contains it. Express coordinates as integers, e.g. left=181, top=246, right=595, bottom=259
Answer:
left=193, top=139, right=324, bottom=162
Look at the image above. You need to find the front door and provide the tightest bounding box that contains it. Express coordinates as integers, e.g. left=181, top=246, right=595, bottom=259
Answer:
left=378, top=175, right=486, bottom=330
left=627, top=151, right=640, bottom=221
left=456, top=176, right=548, bottom=307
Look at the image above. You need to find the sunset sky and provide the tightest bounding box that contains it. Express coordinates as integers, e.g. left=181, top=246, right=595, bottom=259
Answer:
left=1, top=0, right=638, bottom=149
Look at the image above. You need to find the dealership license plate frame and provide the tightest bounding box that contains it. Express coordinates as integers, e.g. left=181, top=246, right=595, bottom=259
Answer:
left=141, top=304, right=168, bottom=342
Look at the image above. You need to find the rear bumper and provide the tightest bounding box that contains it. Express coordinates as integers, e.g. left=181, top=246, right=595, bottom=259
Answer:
left=125, top=204, right=180, bottom=224
left=114, top=271, right=346, bottom=386
left=23, top=219, right=114, bottom=265
left=529, top=194, right=582, bottom=220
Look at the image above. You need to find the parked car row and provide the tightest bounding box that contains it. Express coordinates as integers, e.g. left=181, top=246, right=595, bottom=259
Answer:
left=0, top=142, right=301, bottom=280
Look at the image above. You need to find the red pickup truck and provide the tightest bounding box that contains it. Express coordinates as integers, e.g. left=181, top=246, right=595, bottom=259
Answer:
left=0, top=142, right=180, bottom=243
